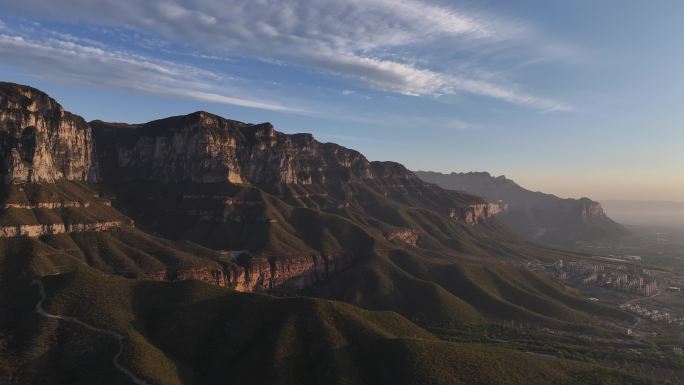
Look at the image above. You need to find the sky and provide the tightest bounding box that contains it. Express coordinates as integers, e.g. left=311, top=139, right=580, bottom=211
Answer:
left=0, top=0, right=682, bottom=201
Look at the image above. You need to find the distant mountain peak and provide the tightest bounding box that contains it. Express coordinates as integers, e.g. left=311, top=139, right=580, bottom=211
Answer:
left=415, top=170, right=628, bottom=245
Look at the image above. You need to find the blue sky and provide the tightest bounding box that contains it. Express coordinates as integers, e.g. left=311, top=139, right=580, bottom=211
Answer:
left=1, top=0, right=682, bottom=200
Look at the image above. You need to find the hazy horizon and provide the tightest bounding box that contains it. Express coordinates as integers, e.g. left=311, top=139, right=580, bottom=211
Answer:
left=601, top=200, right=684, bottom=229
left=1, top=0, right=682, bottom=201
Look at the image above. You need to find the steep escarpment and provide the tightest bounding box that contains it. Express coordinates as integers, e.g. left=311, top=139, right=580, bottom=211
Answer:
left=416, top=171, right=628, bottom=245
left=91, top=112, right=378, bottom=186
left=0, top=82, right=98, bottom=184
left=92, top=113, right=477, bottom=204
left=90, top=112, right=505, bottom=271
left=0, top=83, right=114, bottom=242
left=92, top=114, right=484, bottom=213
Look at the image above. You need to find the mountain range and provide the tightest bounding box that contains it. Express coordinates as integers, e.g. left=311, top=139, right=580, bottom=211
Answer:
left=415, top=171, right=629, bottom=246
left=0, top=82, right=664, bottom=384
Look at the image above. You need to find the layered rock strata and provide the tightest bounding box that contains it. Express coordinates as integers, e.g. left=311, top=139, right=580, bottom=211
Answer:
left=91, top=112, right=404, bottom=187
left=3, top=201, right=90, bottom=209
left=0, top=221, right=123, bottom=237
left=0, top=82, right=98, bottom=184
left=153, top=253, right=352, bottom=292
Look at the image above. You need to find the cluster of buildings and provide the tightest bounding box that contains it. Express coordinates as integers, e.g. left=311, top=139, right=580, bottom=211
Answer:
left=552, top=259, right=658, bottom=296
left=620, top=303, right=684, bottom=325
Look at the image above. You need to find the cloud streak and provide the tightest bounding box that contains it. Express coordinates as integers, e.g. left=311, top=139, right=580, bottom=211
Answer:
left=0, top=0, right=571, bottom=111
left=0, top=32, right=297, bottom=112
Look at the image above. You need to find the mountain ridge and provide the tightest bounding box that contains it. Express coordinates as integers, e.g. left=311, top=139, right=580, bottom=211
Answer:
left=415, top=170, right=628, bottom=246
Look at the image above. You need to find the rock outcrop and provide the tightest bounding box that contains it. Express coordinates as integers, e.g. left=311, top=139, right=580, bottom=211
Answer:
left=0, top=82, right=98, bottom=184
left=383, top=228, right=421, bottom=245
left=0, top=221, right=123, bottom=238
left=229, top=254, right=352, bottom=292
left=449, top=202, right=506, bottom=225
left=152, top=253, right=352, bottom=293
left=3, top=201, right=90, bottom=209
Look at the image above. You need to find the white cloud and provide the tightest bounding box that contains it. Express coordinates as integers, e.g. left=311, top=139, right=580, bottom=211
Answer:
left=2, top=0, right=492, bottom=53
left=310, top=52, right=570, bottom=110
left=0, top=0, right=571, bottom=110
left=0, top=32, right=296, bottom=112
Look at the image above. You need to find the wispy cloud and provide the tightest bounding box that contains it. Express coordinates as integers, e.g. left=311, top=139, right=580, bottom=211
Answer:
left=309, top=53, right=570, bottom=110
left=0, top=0, right=571, bottom=111
left=0, top=31, right=297, bottom=112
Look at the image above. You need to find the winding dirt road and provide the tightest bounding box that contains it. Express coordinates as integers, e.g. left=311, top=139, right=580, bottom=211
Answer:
left=31, top=278, right=151, bottom=385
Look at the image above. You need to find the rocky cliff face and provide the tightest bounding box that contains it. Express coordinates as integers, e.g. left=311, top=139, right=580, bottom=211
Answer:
left=0, top=82, right=98, bottom=184
left=90, top=111, right=496, bottom=259
left=450, top=202, right=506, bottom=225
left=231, top=254, right=352, bottom=292
left=0, top=84, right=126, bottom=241
left=91, top=113, right=451, bottom=200
left=91, top=113, right=478, bottom=218
left=152, top=253, right=352, bottom=292
left=91, top=112, right=381, bottom=187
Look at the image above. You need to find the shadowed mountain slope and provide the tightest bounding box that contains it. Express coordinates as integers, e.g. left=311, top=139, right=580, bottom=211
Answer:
left=0, top=268, right=648, bottom=385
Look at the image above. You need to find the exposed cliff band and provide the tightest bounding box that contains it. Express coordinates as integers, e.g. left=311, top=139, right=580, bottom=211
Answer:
left=450, top=202, right=507, bottom=225
left=0, top=82, right=98, bottom=184
left=0, top=221, right=123, bottom=238
left=144, top=253, right=353, bottom=293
